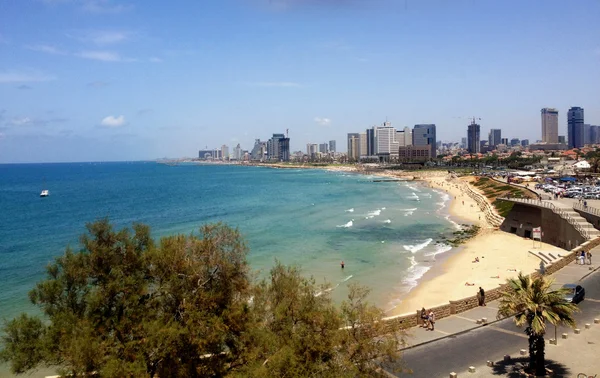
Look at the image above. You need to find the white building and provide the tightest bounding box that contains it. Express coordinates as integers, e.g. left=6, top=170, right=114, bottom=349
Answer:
left=374, top=122, right=399, bottom=156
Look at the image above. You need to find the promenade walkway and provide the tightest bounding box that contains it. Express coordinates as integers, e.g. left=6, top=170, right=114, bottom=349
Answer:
left=401, top=248, right=599, bottom=351
left=389, top=246, right=600, bottom=377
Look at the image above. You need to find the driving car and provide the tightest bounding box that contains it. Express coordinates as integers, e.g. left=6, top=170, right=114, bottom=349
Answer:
left=562, top=284, right=585, bottom=304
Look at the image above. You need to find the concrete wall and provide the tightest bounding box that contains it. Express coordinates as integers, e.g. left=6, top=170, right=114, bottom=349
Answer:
left=500, top=203, right=586, bottom=249
left=574, top=209, right=600, bottom=229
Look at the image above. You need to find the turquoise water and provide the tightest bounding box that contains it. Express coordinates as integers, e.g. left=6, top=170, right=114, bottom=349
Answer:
left=0, top=162, right=457, bottom=321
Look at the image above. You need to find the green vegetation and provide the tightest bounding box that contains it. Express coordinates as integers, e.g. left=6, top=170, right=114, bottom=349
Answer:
left=0, top=220, right=404, bottom=377
left=497, top=274, right=578, bottom=377
left=493, top=199, right=515, bottom=218
left=471, top=177, right=536, bottom=217
left=440, top=224, right=480, bottom=246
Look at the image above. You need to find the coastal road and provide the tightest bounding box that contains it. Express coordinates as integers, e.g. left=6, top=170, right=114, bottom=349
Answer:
left=383, top=268, right=600, bottom=377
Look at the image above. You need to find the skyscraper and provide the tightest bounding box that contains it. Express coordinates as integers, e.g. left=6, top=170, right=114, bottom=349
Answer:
left=221, top=144, right=229, bottom=161
left=267, top=133, right=289, bottom=161
left=541, top=108, right=559, bottom=143
left=366, top=127, right=375, bottom=156
left=412, top=124, right=436, bottom=158
left=467, top=122, right=481, bottom=154
left=567, top=107, right=584, bottom=149
left=359, top=132, right=367, bottom=158
left=488, top=129, right=501, bottom=148
left=319, top=143, right=329, bottom=153
left=329, top=140, right=336, bottom=153
left=374, top=122, right=399, bottom=156
left=461, top=137, right=467, bottom=149
left=347, top=133, right=360, bottom=160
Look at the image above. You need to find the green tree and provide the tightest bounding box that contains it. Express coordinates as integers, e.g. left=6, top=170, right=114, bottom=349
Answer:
left=497, top=273, right=578, bottom=376
left=1, top=220, right=254, bottom=377
left=1, top=221, right=405, bottom=377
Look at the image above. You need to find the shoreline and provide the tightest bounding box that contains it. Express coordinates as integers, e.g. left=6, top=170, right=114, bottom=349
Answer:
left=386, top=174, right=566, bottom=317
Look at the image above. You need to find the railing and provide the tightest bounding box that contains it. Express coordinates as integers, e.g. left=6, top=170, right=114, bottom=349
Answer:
left=451, top=178, right=505, bottom=227
left=500, top=198, right=592, bottom=240
left=573, top=202, right=600, bottom=217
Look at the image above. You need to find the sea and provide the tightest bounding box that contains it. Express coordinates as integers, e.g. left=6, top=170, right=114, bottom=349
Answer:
left=0, top=162, right=460, bottom=322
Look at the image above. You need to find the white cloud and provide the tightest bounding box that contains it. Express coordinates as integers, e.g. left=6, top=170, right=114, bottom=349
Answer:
left=0, top=69, right=56, bottom=83
left=314, top=117, right=331, bottom=126
left=100, top=115, right=126, bottom=128
left=76, top=50, right=134, bottom=62
left=249, top=81, right=302, bottom=87
left=26, top=44, right=67, bottom=55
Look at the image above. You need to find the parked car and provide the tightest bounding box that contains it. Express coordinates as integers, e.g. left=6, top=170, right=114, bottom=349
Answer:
left=562, top=284, right=585, bottom=304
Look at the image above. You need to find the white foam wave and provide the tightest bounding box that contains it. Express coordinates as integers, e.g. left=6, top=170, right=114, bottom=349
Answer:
left=444, top=215, right=462, bottom=230
left=406, top=184, right=421, bottom=192
left=315, top=276, right=354, bottom=297
left=403, top=238, right=433, bottom=253
left=337, top=220, right=353, bottom=228
left=381, top=207, right=386, bottom=210
left=367, top=209, right=382, bottom=217
left=402, top=257, right=431, bottom=292
left=340, top=275, right=353, bottom=283
left=401, top=208, right=417, bottom=216
left=383, top=219, right=391, bottom=224
left=408, top=192, right=420, bottom=201
left=424, top=243, right=453, bottom=259
left=345, top=208, right=354, bottom=213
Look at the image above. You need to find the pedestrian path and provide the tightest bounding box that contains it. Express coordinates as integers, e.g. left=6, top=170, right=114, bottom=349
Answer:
left=401, top=250, right=600, bottom=350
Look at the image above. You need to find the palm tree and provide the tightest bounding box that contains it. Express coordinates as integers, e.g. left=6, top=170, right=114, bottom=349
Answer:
left=497, top=273, right=578, bottom=376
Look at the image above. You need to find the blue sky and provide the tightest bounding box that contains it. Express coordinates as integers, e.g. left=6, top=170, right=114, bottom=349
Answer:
left=1, top=0, right=599, bottom=163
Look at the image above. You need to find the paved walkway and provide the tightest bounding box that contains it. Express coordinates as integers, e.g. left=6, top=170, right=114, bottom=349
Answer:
left=401, top=246, right=600, bottom=350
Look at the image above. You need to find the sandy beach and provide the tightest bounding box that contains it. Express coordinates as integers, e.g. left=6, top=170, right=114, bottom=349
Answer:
left=388, top=174, right=566, bottom=316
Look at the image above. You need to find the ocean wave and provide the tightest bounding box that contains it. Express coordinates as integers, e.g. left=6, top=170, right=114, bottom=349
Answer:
left=401, top=208, right=417, bottom=216
left=345, top=208, right=355, bottom=213
left=403, top=238, right=433, bottom=253
left=367, top=209, right=382, bottom=217
left=406, top=184, right=421, bottom=192
left=444, top=215, right=462, bottom=230
left=381, top=207, right=386, bottom=210
left=407, top=192, right=420, bottom=201
left=383, top=219, right=391, bottom=224
left=401, top=256, right=431, bottom=291
left=434, top=190, right=450, bottom=209
left=315, top=275, right=354, bottom=297
left=336, top=220, right=354, bottom=228
left=424, top=243, right=453, bottom=259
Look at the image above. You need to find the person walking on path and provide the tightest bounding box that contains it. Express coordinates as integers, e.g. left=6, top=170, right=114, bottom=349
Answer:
left=478, top=287, right=486, bottom=306
left=587, top=250, right=593, bottom=265
left=579, top=251, right=586, bottom=265
left=427, top=310, right=435, bottom=331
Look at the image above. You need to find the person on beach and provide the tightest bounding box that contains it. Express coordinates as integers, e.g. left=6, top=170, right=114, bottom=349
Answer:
left=420, top=307, right=428, bottom=328
left=587, top=250, right=593, bottom=265
left=539, top=260, right=546, bottom=275
left=427, top=310, right=435, bottom=331
left=340, top=260, right=345, bottom=269
left=478, top=287, right=486, bottom=306
left=578, top=251, right=585, bottom=265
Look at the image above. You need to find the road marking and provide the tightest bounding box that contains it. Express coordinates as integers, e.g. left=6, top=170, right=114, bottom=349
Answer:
left=584, top=298, right=600, bottom=303
left=489, top=326, right=528, bottom=339
left=454, top=315, right=478, bottom=323
left=433, top=329, right=451, bottom=335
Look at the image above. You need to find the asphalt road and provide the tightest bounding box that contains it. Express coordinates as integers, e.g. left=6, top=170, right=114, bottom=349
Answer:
left=383, top=269, right=600, bottom=377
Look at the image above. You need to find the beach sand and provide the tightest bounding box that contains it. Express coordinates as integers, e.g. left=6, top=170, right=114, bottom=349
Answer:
left=388, top=174, right=566, bottom=316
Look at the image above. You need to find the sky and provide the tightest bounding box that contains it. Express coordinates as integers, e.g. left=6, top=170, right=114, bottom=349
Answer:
left=1, top=0, right=599, bottom=163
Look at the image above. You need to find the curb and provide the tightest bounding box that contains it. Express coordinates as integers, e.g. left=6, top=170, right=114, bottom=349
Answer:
left=399, top=313, right=511, bottom=352
left=579, top=264, right=600, bottom=281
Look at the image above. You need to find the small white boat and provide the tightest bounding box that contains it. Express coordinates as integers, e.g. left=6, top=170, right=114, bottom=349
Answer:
left=40, top=190, right=49, bottom=197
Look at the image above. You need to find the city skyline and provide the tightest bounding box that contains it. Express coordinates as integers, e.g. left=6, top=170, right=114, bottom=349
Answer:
left=1, top=0, right=600, bottom=163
